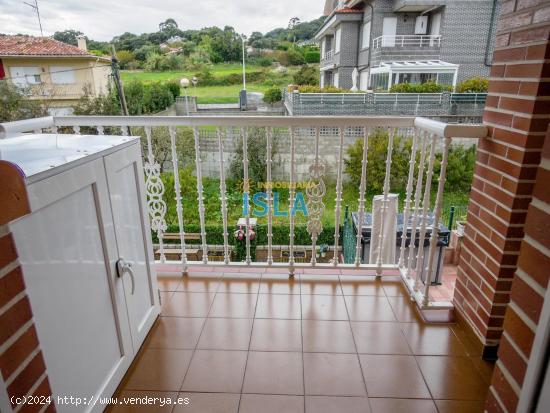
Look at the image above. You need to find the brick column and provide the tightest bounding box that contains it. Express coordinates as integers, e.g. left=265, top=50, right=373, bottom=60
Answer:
left=454, top=0, right=550, bottom=356
left=0, top=161, right=55, bottom=412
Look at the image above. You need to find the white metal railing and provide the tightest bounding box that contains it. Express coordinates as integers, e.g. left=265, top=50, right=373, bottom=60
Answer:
left=0, top=115, right=487, bottom=310
left=373, top=35, right=442, bottom=49
left=321, top=50, right=334, bottom=62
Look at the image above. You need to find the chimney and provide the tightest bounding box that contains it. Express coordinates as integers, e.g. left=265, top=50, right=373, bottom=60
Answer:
left=76, top=35, right=87, bottom=51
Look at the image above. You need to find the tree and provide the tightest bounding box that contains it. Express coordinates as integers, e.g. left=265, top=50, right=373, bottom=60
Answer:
left=0, top=82, right=49, bottom=122
left=116, top=50, right=136, bottom=69
left=53, top=29, right=83, bottom=46
left=159, top=18, right=178, bottom=32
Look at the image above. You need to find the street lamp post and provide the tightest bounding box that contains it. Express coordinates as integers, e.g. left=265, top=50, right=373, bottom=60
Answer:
left=180, top=77, right=190, bottom=116
left=240, top=35, right=247, bottom=111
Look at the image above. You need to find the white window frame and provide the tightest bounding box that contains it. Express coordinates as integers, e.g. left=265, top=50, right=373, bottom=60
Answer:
left=50, top=66, right=76, bottom=85
left=362, top=21, right=371, bottom=49
left=10, top=66, right=42, bottom=87
left=335, top=27, right=342, bottom=53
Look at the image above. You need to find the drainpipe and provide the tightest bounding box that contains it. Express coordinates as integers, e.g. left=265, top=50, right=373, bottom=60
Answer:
left=484, top=0, right=498, bottom=67
left=365, top=1, right=374, bottom=71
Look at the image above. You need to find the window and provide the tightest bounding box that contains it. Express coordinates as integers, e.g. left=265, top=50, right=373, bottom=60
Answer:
left=415, top=16, right=429, bottom=34
left=370, top=73, right=389, bottom=91
left=362, top=21, right=371, bottom=49
left=9, top=67, right=42, bottom=87
left=335, top=27, right=341, bottom=53
left=382, top=17, right=397, bottom=47
left=50, top=66, right=76, bottom=84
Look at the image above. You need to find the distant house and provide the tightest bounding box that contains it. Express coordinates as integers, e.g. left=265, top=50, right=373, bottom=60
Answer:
left=316, top=0, right=499, bottom=91
left=0, top=35, right=111, bottom=115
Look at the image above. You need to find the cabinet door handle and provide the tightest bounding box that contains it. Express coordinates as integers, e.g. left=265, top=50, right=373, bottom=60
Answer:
left=116, top=258, right=135, bottom=295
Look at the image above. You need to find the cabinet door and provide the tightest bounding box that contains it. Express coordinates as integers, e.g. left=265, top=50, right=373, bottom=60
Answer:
left=104, top=142, right=160, bottom=351
left=10, top=158, right=133, bottom=413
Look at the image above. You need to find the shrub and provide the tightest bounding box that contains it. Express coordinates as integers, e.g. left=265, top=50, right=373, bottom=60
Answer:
left=291, top=85, right=347, bottom=93
left=263, top=87, right=282, bottom=105
left=304, top=50, right=321, bottom=63
left=253, top=56, right=274, bottom=67
left=116, top=50, right=135, bottom=69
left=124, top=81, right=146, bottom=115
left=0, top=82, right=49, bottom=122
left=287, top=49, right=306, bottom=65
left=142, top=82, right=175, bottom=113
left=165, top=80, right=181, bottom=98
left=292, top=65, right=319, bottom=86
left=389, top=81, right=451, bottom=93
left=456, top=77, right=489, bottom=93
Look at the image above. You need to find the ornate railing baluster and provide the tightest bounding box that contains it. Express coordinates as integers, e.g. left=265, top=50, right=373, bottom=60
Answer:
left=423, top=135, right=452, bottom=306
left=144, top=126, right=167, bottom=263
left=398, top=128, right=419, bottom=268
left=193, top=127, right=208, bottom=264
left=414, top=134, right=437, bottom=291
left=289, top=126, right=296, bottom=276
left=73, top=126, right=80, bottom=135
left=407, top=133, right=428, bottom=278
left=355, top=126, right=370, bottom=266
left=333, top=127, right=345, bottom=266
left=307, top=127, right=326, bottom=266
left=266, top=127, right=274, bottom=265
left=121, top=126, right=128, bottom=136
left=168, top=126, right=187, bottom=273
left=97, top=126, right=104, bottom=135
left=242, top=127, right=252, bottom=265
left=376, top=128, right=396, bottom=275
left=217, top=127, right=230, bottom=264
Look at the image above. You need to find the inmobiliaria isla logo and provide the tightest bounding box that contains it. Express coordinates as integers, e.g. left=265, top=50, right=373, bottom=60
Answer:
left=239, top=179, right=311, bottom=217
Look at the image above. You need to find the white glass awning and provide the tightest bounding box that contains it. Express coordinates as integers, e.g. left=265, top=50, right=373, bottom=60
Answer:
left=370, top=60, right=459, bottom=74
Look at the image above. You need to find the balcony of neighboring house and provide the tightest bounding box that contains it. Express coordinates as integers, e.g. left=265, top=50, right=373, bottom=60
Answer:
left=25, top=82, right=87, bottom=100
left=371, top=34, right=442, bottom=66
left=320, top=49, right=335, bottom=69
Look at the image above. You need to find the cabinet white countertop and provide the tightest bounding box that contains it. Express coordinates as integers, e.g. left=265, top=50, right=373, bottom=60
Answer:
left=0, top=133, right=139, bottom=183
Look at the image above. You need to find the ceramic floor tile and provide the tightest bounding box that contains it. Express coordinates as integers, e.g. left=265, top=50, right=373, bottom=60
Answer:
left=369, top=398, right=437, bottom=413
left=173, top=393, right=240, bottom=413
left=255, top=293, right=301, bottom=319
left=162, top=292, right=215, bottom=318
left=351, top=322, right=411, bottom=354
left=157, top=276, right=183, bottom=292
left=145, top=317, right=205, bottom=350
left=106, top=390, right=178, bottom=413
left=340, top=276, right=384, bottom=296
left=385, top=296, right=423, bottom=323
left=416, top=356, right=489, bottom=400
left=124, top=348, right=193, bottom=391
left=359, top=354, right=431, bottom=399
left=197, top=318, right=254, bottom=350
left=300, top=275, right=342, bottom=295
left=302, top=320, right=356, bottom=353
left=381, top=282, right=409, bottom=297
left=178, top=275, right=221, bottom=293
left=305, top=396, right=370, bottom=413
left=250, top=319, right=302, bottom=352
left=400, top=323, right=468, bottom=356
left=344, top=296, right=397, bottom=322
left=208, top=293, right=258, bottom=318
left=239, top=394, right=304, bottom=413
left=242, top=351, right=304, bottom=395
left=303, top=353, right=366, bottom=396
left=216, top=275, right=260, bottom=294
left=301, top=295, right=349, bottom=320
left=434, top=399, right=485, bottom=413
left=470, top=356, right=496, bottom=385
left=260, top=275, right=301, bottom=294
left=181, top=350, right=247, bottom=393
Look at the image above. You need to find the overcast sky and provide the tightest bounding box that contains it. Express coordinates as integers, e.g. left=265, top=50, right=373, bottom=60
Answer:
left=0, top=0, right=323, bottom=41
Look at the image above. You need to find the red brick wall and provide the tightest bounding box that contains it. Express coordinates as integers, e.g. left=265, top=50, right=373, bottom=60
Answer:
left=454, top=0, right=550, bottom=354
left=0, top=161, right=55, bottom=412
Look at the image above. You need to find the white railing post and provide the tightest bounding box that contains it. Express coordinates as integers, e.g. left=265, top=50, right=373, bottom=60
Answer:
left=376, top=128, right=396, bottom=276
left=423, top=135, right=452, bottom=306
left=307, top=126, right=326, bottom=266
left=288, top=126, right=297, bottom=276
left=144, top=126, right=167, bottom=263
left=333, top=127, right=345, bottom=266
left=355, top=126, right=370, bottom=266
left=266, top=127, right=274, bottom=265
left=168, top=126, right=188, bottom=273
left=242, top=127, right=252, bottom=265
left=414, top=134, right=437, bottom=291
left=398, top=128, right=419, bottom=268
left=193, top=127, right=208, bottom=264
left=406, top=133, right=428, bottom=278
left=217, top=127, right=230, bottom=264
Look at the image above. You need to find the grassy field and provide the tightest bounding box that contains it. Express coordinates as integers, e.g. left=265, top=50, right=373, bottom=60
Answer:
left=121, top=63, right=297, bottom=104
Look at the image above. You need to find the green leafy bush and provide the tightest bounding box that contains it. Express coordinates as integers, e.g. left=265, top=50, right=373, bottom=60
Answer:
left=389, top=81, right=451, bottom=93
left=304, top=50, right=321, bottom=63
left=292, top=65, right=319, bottom=86
left=263, top=87, right=282, bottom=105
left=116, top=50, right=136, bottom=69
left=291, top=85, right=347, bottom=93
left=165, top=80, right=181, bottom=98
left=456, top=77, right=489, bottom=93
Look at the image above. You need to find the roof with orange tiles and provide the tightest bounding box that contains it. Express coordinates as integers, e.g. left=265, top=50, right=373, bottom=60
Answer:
left=0, top=35, right=97, bottom=58
left=335, top=7, right=364, bottom=14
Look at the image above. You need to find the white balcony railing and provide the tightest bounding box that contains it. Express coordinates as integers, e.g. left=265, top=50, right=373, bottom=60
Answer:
left=321, top=50, right=334, bottom=66
left=0, top=115, right=487, bottom=310
left=373, top=35, right=442, bottom=49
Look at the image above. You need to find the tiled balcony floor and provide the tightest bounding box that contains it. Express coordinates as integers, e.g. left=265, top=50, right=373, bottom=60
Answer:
left=109, top=268, right=494, bottom=413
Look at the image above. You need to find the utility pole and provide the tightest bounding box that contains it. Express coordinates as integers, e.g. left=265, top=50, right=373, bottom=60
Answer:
left=23, top=0, right=44, bottom=37
left=110, top=45, right=129, bottom=116
left=242, top=35, right=247, bottom=91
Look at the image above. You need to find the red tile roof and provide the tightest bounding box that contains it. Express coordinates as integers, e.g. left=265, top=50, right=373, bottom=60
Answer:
left=0, top=35, right=95, bottom=57
left=335, top=6, right=364, bottom=14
